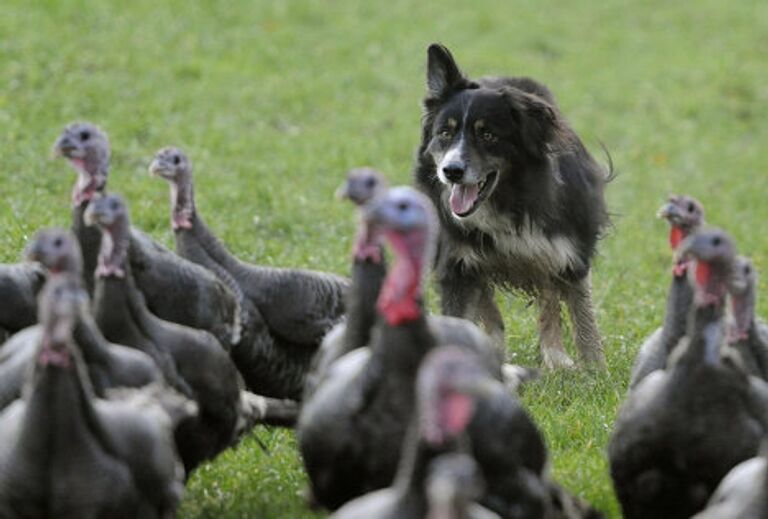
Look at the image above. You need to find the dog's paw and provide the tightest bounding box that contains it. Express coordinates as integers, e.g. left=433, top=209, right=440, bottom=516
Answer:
left=502, top=363, right=540, bottom=393
left=542, top=348, right=576, bottom=370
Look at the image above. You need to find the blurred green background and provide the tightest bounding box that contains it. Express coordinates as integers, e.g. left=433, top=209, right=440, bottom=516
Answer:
left=1, top=1, right=767, bottom=517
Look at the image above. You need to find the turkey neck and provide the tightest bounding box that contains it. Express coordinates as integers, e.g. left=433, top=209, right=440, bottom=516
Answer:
left=171, top=175, right=253, bottom=280
left=660, top=269, right=694, bottom=355
left=72, top=307, right=112, bottom=369
left=343, top=245, right=387, bottom=352
left=97, top=218, right=130, bottom=277
left=20, top=341, right=112, bottom=467
left=679, top=296, right=727, bottom=367
left=93, top=221, right=169, bottom=375
left=169, top=172, right=196, bottom=231
left=730, top=284, right=756, bottom=344
left=391, top=425, right=452, bottom=515
left=373, top=226, right=433, bottom=371
left=72, top=204, right=102, bottom=295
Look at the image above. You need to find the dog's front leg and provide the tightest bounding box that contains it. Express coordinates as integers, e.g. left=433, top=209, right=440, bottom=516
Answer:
left=537, top=285, right=575, bottom=370
left=437, top=264, right=506, bottom=354
left=563, top=273, right=606, bottom=367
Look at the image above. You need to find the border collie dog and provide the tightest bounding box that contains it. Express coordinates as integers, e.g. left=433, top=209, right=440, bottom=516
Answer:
left=414, top=44, right=610, bottom=369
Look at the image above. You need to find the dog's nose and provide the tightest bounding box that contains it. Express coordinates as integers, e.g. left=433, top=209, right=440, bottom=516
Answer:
left=442, top=163, right=465, bottom=183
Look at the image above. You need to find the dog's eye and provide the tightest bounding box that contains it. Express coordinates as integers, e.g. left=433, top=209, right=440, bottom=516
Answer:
left=481, top=131, right=495, bottom=142
left=439, top=129, right=452, bottom=140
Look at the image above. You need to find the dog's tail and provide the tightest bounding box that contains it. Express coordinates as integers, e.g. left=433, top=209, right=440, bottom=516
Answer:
left=598, top=140, right=617, bottom=183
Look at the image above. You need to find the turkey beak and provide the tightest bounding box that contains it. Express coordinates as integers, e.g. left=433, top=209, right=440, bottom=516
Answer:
left=335, top=181, right=350, bottom=201
left=148, top=158, right=168, bottom=178
left=24, top=240, right=44, bottom=264
left=656, top=201, right=682, bottom=221
left=52, top=134, right=79, bottom=159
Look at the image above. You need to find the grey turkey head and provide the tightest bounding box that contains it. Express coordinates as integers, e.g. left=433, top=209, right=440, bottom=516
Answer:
left=677, top=228, right=737, bottom=307
left=364, top=185, right=438, bottom=238
left=26, top=228, right=83, bottom=276
left=657, top=194, right=705, bottom=231
left=84, top=193, right=128, bottom=229
left=339, top=168, right=389, bottom=261
left=417, top=345, right=498, bottom=447
left=83, top=193, right=131, bottom=278
left=336, top=167, right=388, bottom=206
left=148, top=146, right=191, bottom=183
left=53, top=122, right=110, bottom=206
left=149, top=147, right=195, bottom=230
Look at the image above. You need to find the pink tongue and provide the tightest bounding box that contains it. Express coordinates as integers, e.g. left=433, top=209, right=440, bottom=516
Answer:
left=449, top=184, right=479, bottom=215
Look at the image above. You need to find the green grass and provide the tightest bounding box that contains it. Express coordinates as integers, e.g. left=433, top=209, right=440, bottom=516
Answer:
left=2, top=0, right=768, bottom=517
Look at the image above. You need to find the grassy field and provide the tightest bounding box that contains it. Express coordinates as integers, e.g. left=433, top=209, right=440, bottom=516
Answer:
left=2, top=0, right=768, bottom=517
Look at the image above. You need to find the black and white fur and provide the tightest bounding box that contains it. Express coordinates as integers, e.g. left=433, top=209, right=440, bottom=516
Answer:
left=414, top=44, right=611, bottom=368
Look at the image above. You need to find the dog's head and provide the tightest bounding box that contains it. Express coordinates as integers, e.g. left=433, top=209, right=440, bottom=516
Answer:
left=421, top=44, right=563, bottom=219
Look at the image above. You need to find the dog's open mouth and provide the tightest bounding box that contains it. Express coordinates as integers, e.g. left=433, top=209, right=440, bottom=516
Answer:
left=449, top=172, right=498, bottom=217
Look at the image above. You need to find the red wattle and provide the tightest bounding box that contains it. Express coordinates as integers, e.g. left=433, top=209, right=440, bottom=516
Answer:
left=440, top=392, right=473, bottom=437
left=669, top=226, right=685, bottom=249
left=672, top=260, right=689, bottom=277
left=376, top=229, right=424, bottom=326
left=378, top=296, right=421, bottom=326
left=695, top=261, right=712, bottom=286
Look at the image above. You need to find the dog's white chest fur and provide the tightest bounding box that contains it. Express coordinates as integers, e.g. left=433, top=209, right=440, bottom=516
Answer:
left=452, top=204, right=582, bottom=275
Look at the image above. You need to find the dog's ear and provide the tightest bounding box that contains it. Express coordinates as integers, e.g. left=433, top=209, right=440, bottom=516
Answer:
left=426, top=44, right=465, bottom=98
left=502, top=88, right=561, bottom=158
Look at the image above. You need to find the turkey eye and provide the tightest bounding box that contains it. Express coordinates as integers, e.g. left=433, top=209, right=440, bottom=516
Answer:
left=365, top=177, right=376, bottom=189
left=745, top=265, right=752, bottom=275
left=80, top=131, right=90, bottom=141
left=712, top=236, right=722, bottom=247
left=173, top=155, right=180, bottom=165
left=687, top=202, right=695, bottom=213
left=397, top=202, right=409, bottom=212
left=53, top=237, right=63, bottom=248
left=110, top=200, right=118, bottom=210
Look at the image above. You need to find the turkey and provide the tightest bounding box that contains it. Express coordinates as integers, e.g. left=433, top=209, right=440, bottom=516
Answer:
left=298, top=187, right=505, bottom=510
left=628, top=195, right=705, bottom=388
left=417, top=346, right=600, bottom=519
left=0, top=274, right=192, bottom=518
left=304, top=167, right=389, bottom=396
left=53, top=122, right=242, bottom=349
left=727, top=256, right=768, bottom=380
left=0, top=229, right=162, bottom=410
left=609, top=228, right=768, bottom=519
left=691, top=444, right=768, bottom=518
left=0, top=261, right=45, bottom=339
left=150, top=146, right=349, bottom=399
left=85, top=193, right=296, bottom=472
